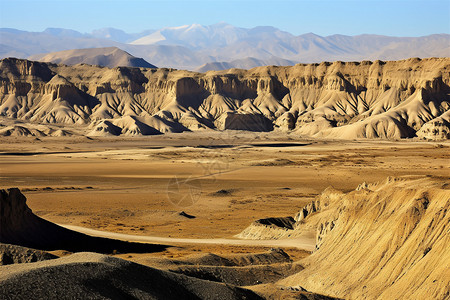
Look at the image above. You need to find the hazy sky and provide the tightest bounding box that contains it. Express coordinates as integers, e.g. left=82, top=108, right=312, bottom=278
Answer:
left=0, top=0, right=449, bottom=36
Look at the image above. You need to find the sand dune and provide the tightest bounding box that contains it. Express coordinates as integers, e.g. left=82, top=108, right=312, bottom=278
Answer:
left=0, top=57, right=448, bottom=139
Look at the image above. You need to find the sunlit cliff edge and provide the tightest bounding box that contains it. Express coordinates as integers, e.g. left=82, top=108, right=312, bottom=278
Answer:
left=0, top=57, right=448, bottom=139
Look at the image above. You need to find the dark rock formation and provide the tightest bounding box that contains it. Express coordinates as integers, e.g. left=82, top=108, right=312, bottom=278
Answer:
left=0, top=243, right=57, bottom=265
left=0, top=188, right=167, bottom=253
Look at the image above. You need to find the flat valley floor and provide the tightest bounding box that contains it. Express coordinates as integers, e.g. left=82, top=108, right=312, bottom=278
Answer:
left=1, top=132, right=449, bottom=261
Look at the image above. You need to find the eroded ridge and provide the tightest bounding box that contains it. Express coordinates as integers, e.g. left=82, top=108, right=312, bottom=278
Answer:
left=0, top=57, right=448, bottom=139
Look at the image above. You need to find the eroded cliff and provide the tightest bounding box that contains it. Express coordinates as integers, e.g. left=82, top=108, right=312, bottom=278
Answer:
left=280, top=177, right=450, bottom=299
left=238, top=177, right=450, bottom=299
left=0, top=57, right=449, bottom=139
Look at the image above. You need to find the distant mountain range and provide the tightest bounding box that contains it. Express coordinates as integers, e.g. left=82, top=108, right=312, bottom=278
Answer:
left=194, top=57, right=297, bottom=73
left=1, top=23, right=449, bottom=71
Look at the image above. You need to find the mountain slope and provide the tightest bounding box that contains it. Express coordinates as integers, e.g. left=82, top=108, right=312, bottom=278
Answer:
left=195, top=57, right=297, bottom=72
left=0, top=57, right=449, bottom=139
left=1, top=25, right=449, bottom=70
left=90, top=28, right=155, bottom=43
left=0, top=28, right=119, bottom=58
left=29, top=47, right=156, bottom=68
left=130, top=23, right=250, bottom=49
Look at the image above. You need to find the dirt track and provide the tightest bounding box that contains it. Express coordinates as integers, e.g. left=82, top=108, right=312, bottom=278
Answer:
left=61, top=224, right=316, bottom=251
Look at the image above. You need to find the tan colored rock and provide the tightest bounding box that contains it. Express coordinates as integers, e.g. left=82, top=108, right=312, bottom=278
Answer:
left=1, top=57, right=449, bottom=139
left=279, top=177, right=450, bottom=299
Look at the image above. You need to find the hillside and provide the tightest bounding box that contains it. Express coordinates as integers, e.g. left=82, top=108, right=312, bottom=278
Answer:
left=29, top=47, right=156, bottom=68
left=0, top=57, right=449, bottom=139
left=239, top=176, right=450, bottom=299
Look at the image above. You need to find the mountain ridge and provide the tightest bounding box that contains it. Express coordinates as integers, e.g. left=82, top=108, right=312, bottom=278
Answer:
left=1, top=24, right=449, bottom=70
left=194, top=57, right=297, bottom=73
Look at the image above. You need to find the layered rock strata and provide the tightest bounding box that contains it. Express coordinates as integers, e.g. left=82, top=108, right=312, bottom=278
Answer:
left=0, top=57, right=448, bottom=139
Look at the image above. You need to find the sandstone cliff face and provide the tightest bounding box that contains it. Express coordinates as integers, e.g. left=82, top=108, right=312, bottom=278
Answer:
left=238, top=177, right=450, bottom=299
left=0, top=57, right=449, bottom=139
left=278, top=177, right=450, bottom=299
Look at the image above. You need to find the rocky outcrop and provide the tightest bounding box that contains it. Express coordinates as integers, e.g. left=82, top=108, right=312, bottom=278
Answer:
left=278, top=177, right=450, bottom=299
left=0, top=243, right=57, bottom=265
left=1, top=57, right=449, bottom=139
left=88, top=120, right=122, bottom=136
left=416, top=111, right=450, bottom=140
left=0, top=188, right=167, bottom=253
left=236, top=217, right=296, bottom=240
left=294, top=200, right=320, bottom=222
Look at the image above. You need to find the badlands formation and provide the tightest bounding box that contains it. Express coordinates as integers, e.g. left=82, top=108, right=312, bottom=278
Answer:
left=0, top=55, right=449, bottom=299
left=1, top=169, right=449, bottom=299
left=1, top=132, right=449, bottom=299
left=0, top=57, right=449, bottom=140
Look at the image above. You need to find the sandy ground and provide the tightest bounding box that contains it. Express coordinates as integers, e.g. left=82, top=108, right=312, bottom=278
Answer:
left=1, top=132, right=449, bottom=258
left=60, top=224, right=316, bottom=251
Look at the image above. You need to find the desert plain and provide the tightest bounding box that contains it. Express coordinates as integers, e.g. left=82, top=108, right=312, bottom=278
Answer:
left=1, top=131, right=449, bottom=299
left=0, top=56, right=449, bottom=299
left=0, top=132, right=448, bottom=239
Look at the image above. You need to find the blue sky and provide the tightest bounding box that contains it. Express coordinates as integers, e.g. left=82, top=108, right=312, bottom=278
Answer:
left=0, top=0, right=449, bottom=36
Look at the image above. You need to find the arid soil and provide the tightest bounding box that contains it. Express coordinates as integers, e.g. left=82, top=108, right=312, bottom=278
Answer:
left=1, top=133, right=448, bottom=240
left=1, top=133, right=449, bottom=299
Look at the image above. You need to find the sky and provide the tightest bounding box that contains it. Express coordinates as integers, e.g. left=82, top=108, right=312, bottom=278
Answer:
left=0, top=0, right=449, bottom=37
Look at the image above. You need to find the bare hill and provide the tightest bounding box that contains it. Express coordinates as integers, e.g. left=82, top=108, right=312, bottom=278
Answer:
left=29, top=47, right=156, bottom=68
left=238, top=177, right=450, bottom=299
left=0, top=252, right=262, bottom=300
left=0, top=57, right=449, bottom=139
